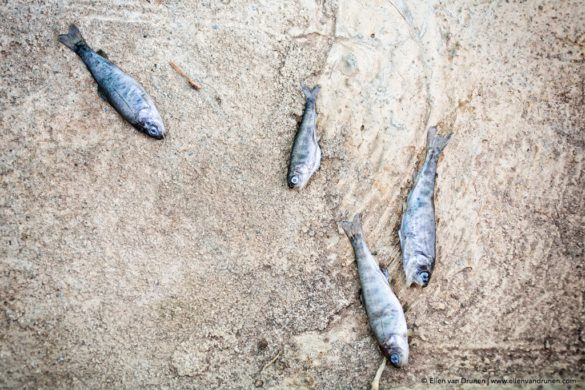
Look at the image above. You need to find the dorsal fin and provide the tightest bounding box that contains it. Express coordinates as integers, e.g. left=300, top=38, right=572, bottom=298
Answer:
left=96, top=49, right=109, bottom=59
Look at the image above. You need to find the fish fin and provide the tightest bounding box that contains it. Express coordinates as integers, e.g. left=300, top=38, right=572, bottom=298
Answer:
left=401, top=198, right=407, bottom=216
left=96, top=49, right=109, bottom=59
left=358, top=288, right=363, bottom=305
left=58, top=24, right=87, bottom=52
left=97, top=84, right=108, bottom=101
left=301, top=83, right=321, bottom=101
left=340, top=213, right=363, bottom=240
left=379, top=265, right=390, bottom=285
left=406, top=329, right=414, bottom=338
left=426, top=126, right=452, bottom=154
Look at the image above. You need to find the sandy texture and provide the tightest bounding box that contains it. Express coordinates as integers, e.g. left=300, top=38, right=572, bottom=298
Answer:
left=1, top=0, right=584, bottom=388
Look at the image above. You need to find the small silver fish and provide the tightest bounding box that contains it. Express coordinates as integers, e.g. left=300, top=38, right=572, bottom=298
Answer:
left=59, top=24, right=166, bottom=139
left=287, top=84, right=322, bottom=189
left=341, top=214, right=409, bottom=368
left=399, top=127, right=451, bottom=287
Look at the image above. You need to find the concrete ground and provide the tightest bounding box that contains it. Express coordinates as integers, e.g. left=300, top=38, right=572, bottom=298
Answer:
left=1, top=0, right=583, bottom=388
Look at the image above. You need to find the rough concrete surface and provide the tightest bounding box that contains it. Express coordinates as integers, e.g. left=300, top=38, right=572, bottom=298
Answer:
left=1, top=0, right=584, bottom=388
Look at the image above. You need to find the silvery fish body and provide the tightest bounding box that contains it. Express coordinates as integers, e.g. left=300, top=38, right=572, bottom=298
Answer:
left=399, top=127, right=451, bottom=287
left=341, top=214, right=409, bottom=368
left=287, top=85, right=321, bottom=189
left=59, top=25, right=166, bottom=139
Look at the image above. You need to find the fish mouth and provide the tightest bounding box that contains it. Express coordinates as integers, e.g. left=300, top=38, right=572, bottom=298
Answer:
left=150, top=132, right=164, bottom=140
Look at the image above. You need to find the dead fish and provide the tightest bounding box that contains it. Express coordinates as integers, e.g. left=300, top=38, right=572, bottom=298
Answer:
left=399, top=127, right=451, bottom=287
left=287, top=84, right=321, bottom=189
left=341, top=214, right=409, bottom=368
left=59, top=24, right=166, bottom=139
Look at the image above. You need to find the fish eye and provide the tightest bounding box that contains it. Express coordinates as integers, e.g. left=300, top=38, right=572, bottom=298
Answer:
left=419, top=272, right=429, bottom=284
left=291, top=176, right=299, bottom=184
left=390, top=353, right=401, bottom=367
left=144, top=123, right=164, bottom=139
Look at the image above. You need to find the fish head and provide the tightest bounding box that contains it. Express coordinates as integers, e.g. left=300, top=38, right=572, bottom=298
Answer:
left=138, top=110, right=166, bottom=140
left=382, top=334, right=409, bottom=368
left=287, top=165, right=310, bottom=189
left=404, top=253, right=434, bottom=287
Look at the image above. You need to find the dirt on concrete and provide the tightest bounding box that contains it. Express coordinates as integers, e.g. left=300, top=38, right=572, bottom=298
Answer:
left=1, top=0, right=584, bottom=388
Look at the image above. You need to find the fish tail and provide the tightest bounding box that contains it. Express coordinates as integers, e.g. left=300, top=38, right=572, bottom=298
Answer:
left=301, top=84, right=321, bottom=101
left=426, top=126, right=451, bottom=154
left=340, top=213, right=364, bottom=241
left=59, top=24, right=88, bottom=53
